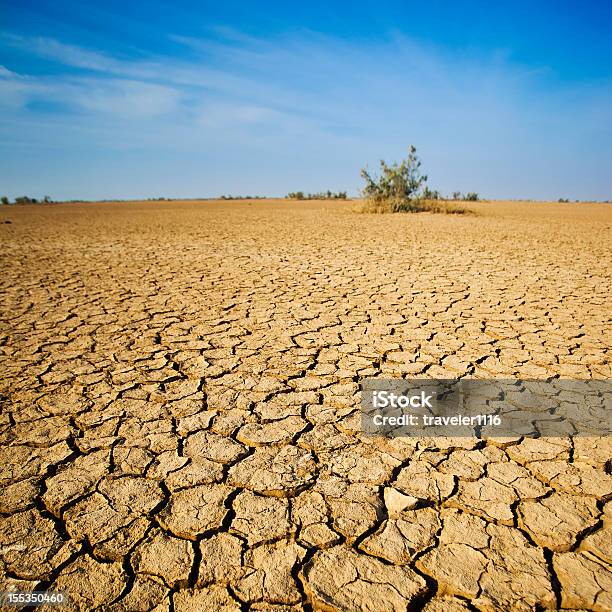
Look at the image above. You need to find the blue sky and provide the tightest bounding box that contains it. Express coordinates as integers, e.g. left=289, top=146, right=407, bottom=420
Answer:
left=1, top=0, right=611, bottom=200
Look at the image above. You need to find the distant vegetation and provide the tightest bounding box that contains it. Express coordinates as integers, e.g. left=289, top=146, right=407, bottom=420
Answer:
left=359, top=146, right=470, bottom=214
left=220, top=195, right=268, bottom=200
left=426, top=189, right=479, bottom=202
left=2, top=191, right=604, bottom=208
left=286, top=190, right=347, bottom=200
left=1, top=196, right=52, bottom=205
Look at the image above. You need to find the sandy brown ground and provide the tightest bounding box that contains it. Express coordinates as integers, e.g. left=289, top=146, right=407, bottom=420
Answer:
left=0, top=198, right=611, bottom=611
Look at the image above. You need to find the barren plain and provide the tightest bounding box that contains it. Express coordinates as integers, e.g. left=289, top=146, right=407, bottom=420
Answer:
left=0, top=198, right=611, bottom=611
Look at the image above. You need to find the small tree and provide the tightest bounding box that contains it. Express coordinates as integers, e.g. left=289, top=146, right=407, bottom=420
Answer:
left=423, top=187, right=441, bottom=200
left=465, top=192, right=479, bottom=201
left=452, top=191, right=462, bottom=200
left=360, top=146, right=428, bottom=212
left=0, top=196, right=9, bottom=205
left=287, top=191, right=304, bottom=200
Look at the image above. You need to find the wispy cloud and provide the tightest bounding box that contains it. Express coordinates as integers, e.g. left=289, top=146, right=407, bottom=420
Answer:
left=70, top=79, right=181, bottom=119
left=1, top=29, right=548, bottom=131
left=0, top=27, right=611, bottom=199
left=3, top=33, right=123, bottom=72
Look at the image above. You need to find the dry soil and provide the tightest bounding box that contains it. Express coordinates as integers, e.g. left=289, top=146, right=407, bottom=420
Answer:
left=0, top=199, right=610, bottom=610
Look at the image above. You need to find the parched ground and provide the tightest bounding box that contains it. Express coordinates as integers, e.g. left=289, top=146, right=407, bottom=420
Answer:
left=0, top=198, right=611, bottom=611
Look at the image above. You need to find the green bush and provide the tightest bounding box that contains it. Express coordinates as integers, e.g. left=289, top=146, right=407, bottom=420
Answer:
left=0, top=196, right=9, bottom=205
left=286, top=191, right=347, bottom=200
left=465, top=192, right=479, bottom=201
left=359, top=147, right=470, bottom=214
left=286, top=191, right=305, bottom=200
left=360, top=146, right=458, bottom=213
left=15, top=196, right=37, bottom=204
left=360, top=146, right=428, bottom=212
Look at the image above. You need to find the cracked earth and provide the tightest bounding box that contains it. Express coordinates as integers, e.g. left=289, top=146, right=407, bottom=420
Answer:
left=0, top=198, right=611, bottom=611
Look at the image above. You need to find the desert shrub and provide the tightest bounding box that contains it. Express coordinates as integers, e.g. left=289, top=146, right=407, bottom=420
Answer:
left=0, top=196, right=9, bottom=205
left=418, top=200, right=467, bottom=214
left=286, top=191, right=305, bottom=200
left=359, top=146, right=463, bottom=213
left=221, top=194, right=267, bottom=200
left=358, top=147, right=470, bottom=214
left=360, top=146, right=428, bottom=213
left=286, top=191, right=347, bottom=200
left=558, top=197, right=569, bottom=203
left=423, top=187, right=441, bottom=200
left=14, top=196, right=37, bottom=204
left=450, top=192, right=480, bottom=201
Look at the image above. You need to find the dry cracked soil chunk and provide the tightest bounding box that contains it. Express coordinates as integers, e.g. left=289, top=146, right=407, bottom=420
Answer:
left=236, top=415, right=307, bottom=447
left=198, top=533, right=245, bottom=585
left=65, top=477, right=163, bottom=546
left=421, top=597, right=472, bottom=611
left=505, top=438, right=571, bottom=463
left=132, top=528, right=194, bottom=587
left=528, top=459, right=612, bottom=497
left=554, top=551, right=612, bottom=610
left=42, top=449, right=111, bottom=515
left=9, top=416, right=75, bottom=447
left=228, top=446, right=316, bottom=496
left=383, top=487, right=419, bottom=516
left=165, top=457, right=225, bottom=490
left=0, top=478, right=40, bottom=513
left=297, top=423, right=356, bottom=453
left=176, top=410, right=216, bottom=435
left=48, top=554, right=127, bottom=610
left=580, top=526, right=612, bottom=564
left=113, top=445, right=153, bottom=476
left=448, top=477, right=517, bottom=524
left=293, top=490, right=340, bottom=548
left=233, top=540, right=306, bottom=605
left=302, top=546, right=427, bottom=611
left=109, top=573, right=170, bottom=611
left=97, top=519, right=151, bottom=563
left=417, top=509, right=555, bottom=608
left=174, top=585, right=241, bottom=611
left=230, top=489, right=293, bottom=544
left=317, top=478, right=383, bottom=542
left=393, top=461, right=455, bottom=503
left=183, top=430, right=248, bottom=464
left=0, top=509, right=72, bottom=580
left=158, top=484, right=233, bottom=539
left=0, top=443, right=72, bottom=486
left=518, top=491, right=600, bottom=551
left=359, top=508, right=441, bottom=564
left=319, top=444, right=401, bottom=484
left=147, top=450, right=189, bottom=479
